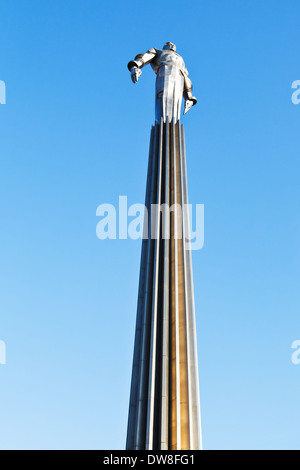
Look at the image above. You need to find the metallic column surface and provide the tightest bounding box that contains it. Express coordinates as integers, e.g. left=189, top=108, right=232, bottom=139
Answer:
left=126, top=119, right=202, bottom=450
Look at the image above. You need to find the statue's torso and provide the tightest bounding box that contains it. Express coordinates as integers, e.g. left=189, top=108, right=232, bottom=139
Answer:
left=152, top=50, right=186, bottom=121
left=151, top=50, right=186, bottom=75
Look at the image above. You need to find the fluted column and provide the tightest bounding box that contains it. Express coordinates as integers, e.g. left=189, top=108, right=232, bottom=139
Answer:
left=126, top=119, right=202, bottom=451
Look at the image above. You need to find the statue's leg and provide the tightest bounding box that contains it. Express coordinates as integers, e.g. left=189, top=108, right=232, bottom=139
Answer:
left=155, top=90, right=164, bottom=122
left=156, top=67, right=184, bottom=122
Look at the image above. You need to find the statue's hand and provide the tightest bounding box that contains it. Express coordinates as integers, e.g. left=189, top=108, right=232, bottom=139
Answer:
left=184, top=100, right=194, bottom=115
left=131, top=67, right=142, bottom=84
left=183, top=96, right=197, bottom=115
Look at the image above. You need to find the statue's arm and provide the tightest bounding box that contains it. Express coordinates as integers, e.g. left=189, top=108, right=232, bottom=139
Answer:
left=127, top=48, right=157, bottom=84
left=181, top=67, right=197, bottom=114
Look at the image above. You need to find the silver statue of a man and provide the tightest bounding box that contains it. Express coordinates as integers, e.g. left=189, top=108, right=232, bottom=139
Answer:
left=128, top=42, right=197, bottom=122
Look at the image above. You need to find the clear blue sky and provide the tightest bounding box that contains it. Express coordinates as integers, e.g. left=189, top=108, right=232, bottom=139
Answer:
left=0, top=0, right=299, bottom=450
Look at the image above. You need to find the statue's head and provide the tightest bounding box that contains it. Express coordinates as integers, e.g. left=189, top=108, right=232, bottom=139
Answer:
left=163, top=42, right=176, bottom=52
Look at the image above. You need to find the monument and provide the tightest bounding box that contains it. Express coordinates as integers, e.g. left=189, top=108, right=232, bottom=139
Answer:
left=126, top=42, right=202, bottom=450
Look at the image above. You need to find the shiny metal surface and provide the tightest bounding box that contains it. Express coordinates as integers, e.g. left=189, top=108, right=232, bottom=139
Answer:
left=160, top=117, right=170, bottom=450
left=126, top=120, right=202, bottom=450
left=128, top=42, right=197, bottom=121
left=180, top=125, right=202, bottom=449
left=145, top=120, right=163, bottom=450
